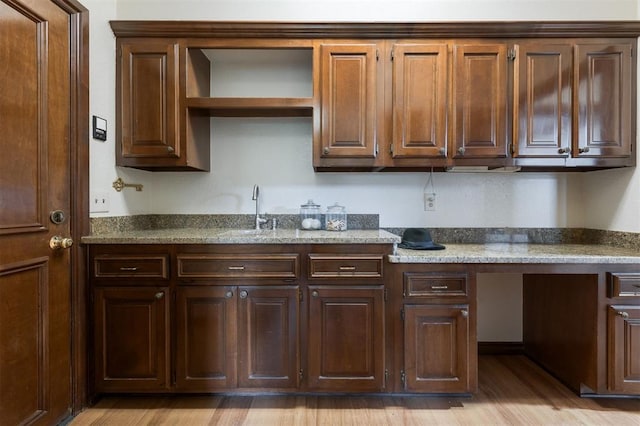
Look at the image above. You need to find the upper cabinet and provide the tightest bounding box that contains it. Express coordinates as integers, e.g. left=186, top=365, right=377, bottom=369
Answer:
left=110, top=21, right=639, bottom=172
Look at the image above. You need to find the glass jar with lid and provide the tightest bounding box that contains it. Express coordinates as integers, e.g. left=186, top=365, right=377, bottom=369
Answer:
left=325, top=202, right=347, bottom=231
left=300, top=199, right=322, bottom=230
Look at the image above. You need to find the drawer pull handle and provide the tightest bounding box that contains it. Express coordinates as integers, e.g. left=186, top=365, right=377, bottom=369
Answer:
left=228, top=266, right=245, bottom=271
left=431, top=285, right=448, bottom=290
left=617, top=311, right=629, bottom=319
left=339, top=266, right=356, bottom=271
left=120, top=267, right=138, bottom=271
left=239, top=290, right=248, bottom=299
left=155, top=292, right=164, bottom=299
left=461, top=310, right=469, bottom=318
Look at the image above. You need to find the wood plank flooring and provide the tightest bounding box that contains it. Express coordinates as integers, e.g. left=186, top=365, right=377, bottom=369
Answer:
left=70, top=355, right=640, bottom=425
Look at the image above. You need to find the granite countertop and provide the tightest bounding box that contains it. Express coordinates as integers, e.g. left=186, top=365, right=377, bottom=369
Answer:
left=389, top=243, right=640, bottom=264
left=81, top=228, right=401, bottom=245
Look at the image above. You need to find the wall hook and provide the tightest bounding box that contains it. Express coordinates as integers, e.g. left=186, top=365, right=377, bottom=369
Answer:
left=112, top=177, right=143, bottom=192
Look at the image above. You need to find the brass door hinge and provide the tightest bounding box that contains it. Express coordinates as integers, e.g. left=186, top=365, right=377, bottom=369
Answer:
left=400, top=370, right=406, bottom=388
left=400, top=309, right=405, bottom=321
left=507, top=48, right=516, bottom=61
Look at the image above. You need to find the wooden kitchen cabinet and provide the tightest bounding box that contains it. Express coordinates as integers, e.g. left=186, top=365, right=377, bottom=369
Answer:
left=307, top=285, right=385, bottom=392
left=575, top=42, right=633, bottom=160
left=317, top=43, right=383, bottom=168
left=512, top=41, right=573, bottom=159
left=237, top=286, right=300, bottom=389
left=93, top=286, right=170, bottom=392
left=116, top=39, right=209, bottom=171
left=607, top=305, right=640, bottom=394
left=403, top=304, right=470, bottom=393
left=175, top=286, right=238, bottom=390
left=390, top=43, right=448, bottom=163
left=451, top=43, right=509, bottom=161
left=400, top=271, right=474, bottom=393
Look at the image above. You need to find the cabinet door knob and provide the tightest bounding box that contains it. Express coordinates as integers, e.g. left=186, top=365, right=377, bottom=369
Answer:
left=323, top=147, right=330, bottom=155
left=461, top=309, right=469, bottom=318
left=578, top=147, right=590, bottom=154
left=617, top=311, right=629, bottom=319
left=239, top=290, right=248, bottom=299
left=225, top=291, right=233, bottom=299
left=439, top=147, right=446, bottom=156
left=312, top=290, right=319, bottom=298
left=155, top=292, right=164, bottom=299
left=457, top=147, right=465, bottom=155
left=558, top=147, right=570, bottom=154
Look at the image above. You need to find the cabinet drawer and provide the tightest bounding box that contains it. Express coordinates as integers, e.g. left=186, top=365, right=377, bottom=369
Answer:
left=308, top=254, right=383, bottom=279
left=608, top=273, right=640, bottom=298
left=177, top=254, right=299, bottom=279
left=93, top=255, right=169, bottom=280
left=404, top=273, right=468, bottom=298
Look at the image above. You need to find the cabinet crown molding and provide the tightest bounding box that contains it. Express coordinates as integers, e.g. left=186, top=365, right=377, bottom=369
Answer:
left=110, top=20, right=640, bottom=39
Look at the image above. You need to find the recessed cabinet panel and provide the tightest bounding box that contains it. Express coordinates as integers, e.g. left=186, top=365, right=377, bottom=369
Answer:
left=120, top=41, right=179, bottom=159
left=403, top=304, right=471, bottom=393
left=94, top=287, right=170, bottom=392
left=452, top=44, right=508, bottom=159
left=392, top=44, right=448, bottom=159
left=237, top=286, right=299, bottom=389
left=607, top=305, right=640, bottom=393
left=307, top=285, right=385, bottom=392
left=576, top=43, right=633, bottom=158
left=175, top=286, right=238, bottom=390
left=514, top=43, right=573, bottom=158
left=319, top=44, right=379, bottom=159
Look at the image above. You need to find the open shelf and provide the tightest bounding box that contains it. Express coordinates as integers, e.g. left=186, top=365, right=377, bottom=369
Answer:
left=186, top=97, right=314, bottom=117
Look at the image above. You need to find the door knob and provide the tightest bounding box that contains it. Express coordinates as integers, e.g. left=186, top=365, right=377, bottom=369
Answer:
left=50, top=236, right=73, bottom=250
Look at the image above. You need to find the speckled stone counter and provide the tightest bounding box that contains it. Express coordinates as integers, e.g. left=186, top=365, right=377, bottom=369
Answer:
left=389, top=243, right=640, bottom=264
left=81, top=228, right=401, bottom=245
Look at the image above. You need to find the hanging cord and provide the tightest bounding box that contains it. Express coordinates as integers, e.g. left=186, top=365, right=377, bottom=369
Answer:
left=423, top=167, right=435, bottom=196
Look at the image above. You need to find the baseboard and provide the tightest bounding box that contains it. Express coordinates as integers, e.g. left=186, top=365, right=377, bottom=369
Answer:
left=478, top=341, right=524, bottom=355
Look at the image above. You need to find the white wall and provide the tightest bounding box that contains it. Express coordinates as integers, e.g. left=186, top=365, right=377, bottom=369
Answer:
left=85, top=0, right=640, bottom=341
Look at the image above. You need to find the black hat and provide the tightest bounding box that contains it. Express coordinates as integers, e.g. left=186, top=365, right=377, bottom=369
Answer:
left=398, top=228, right=445, bottom=250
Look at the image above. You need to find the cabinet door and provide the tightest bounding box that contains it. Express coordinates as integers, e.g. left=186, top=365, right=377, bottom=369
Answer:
left=575, top=42, right=633, bottom=158
left=94, top=287, right=170, bottom=392
left=175, top=286, right=238, bottom=390
left=452, top=44, right=508, bottom=159
left=607, top=305, right=640, bottom=394
left=403, top=304, right=470, bottom=393
left=118, top=40, right=180, bottom=166
left=391, top=43, right=448, bottom=159
left=513, top=42, right=573, bottom=158
left=237, top=286, right=300, bottom=389
left=319, top=44, right=381, bottom=162
left=307, top=286, right=385, bottom=392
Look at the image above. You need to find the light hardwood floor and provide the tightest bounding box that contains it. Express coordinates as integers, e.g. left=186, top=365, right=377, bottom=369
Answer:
left=70, top=355, right=640, bottom=425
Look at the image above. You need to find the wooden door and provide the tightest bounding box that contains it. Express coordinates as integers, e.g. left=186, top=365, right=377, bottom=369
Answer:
left=403, top=304, right=471, bottom=393
left=318, top=43, right=381, bottom=165
left=0, top=0, right=86, bottom=423
left=175, top=286, right=238, bottom=390
left=391, top=43, right=448, bottom=159
left=452, top=43, right=508, bottom=159
left=93, top=287, right=170, bottom=392
left=117, top=40, right=180, bottom=167
left=237, top=286, right=300, bottom=389
left=575, top=42, right=633, bottom=158
left=607, top=305, right=640, bottom=394
left=307, top=286, right=385, bottom=392
left=513, top=42, right=573, bottom=158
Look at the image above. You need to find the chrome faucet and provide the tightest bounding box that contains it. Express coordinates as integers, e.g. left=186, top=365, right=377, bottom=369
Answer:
left=252, top=184, right=268, bottom=230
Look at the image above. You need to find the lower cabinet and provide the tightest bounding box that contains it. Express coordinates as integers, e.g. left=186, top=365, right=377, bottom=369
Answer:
left=307, top=285, right=385, bottom=392
left=403, top=304, right=470, bottom=393
left=607, top=305, right=640, bottom=394
left=175, top=285, right=300, bottom=391
left=93, top=286, right=170, bottom=392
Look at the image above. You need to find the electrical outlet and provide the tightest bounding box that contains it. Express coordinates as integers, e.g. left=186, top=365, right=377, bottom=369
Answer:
left=424, top=192, right=436, bottom=211
left=90, top=192, right=110, bottom=213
